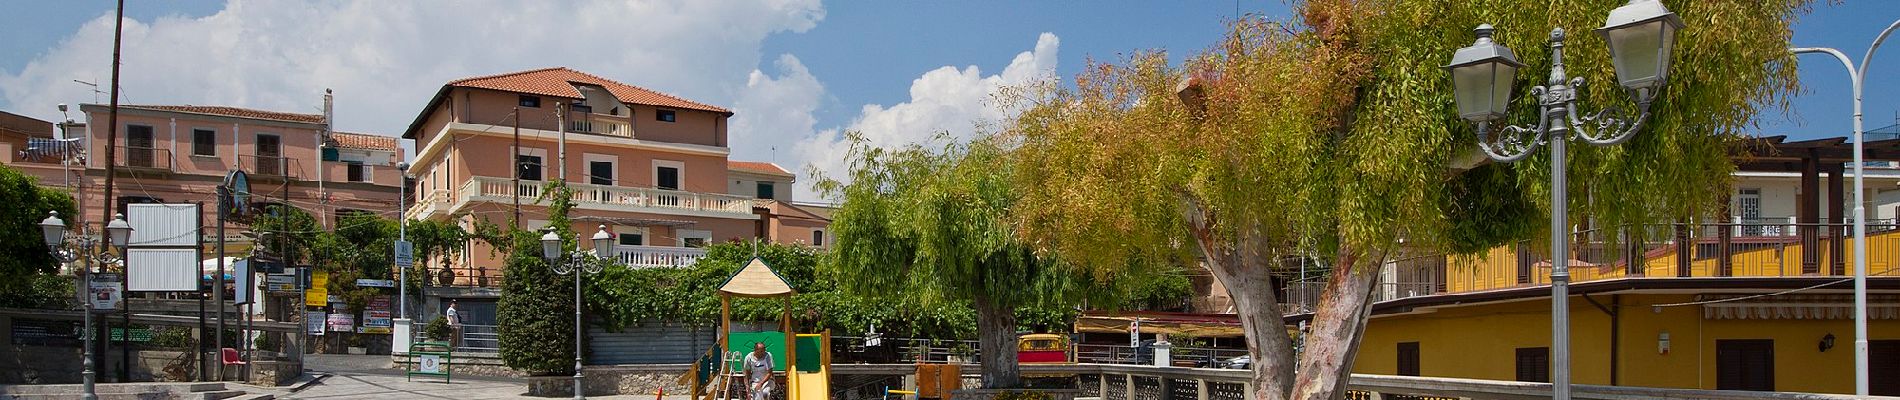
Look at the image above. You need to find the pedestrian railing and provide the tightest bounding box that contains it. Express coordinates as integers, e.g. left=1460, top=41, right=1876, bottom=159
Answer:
left=456, top=324, right=500, bottom=354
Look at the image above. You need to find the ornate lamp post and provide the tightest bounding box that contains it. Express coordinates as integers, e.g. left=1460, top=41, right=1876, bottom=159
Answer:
left=1445, top=1, right=1683, bottom=399
left=41, top=211, right=135, bottom=400
left=541, top=225, right=616, bottom=400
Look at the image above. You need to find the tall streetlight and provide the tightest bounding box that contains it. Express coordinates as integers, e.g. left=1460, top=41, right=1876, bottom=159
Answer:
left=541, top=224, right=616, bottom=400
left=1788, top=18, right=1900, bottom=396
left=42, top=211, right=135, bottom=400
left=1444, top=1, right=1683, bottom=398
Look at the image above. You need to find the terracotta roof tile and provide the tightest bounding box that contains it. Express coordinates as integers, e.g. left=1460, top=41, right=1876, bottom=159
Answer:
left=121, top=105, right=324, bottom=124
left=331, top=131, right=399, bottom=151
left=448, top=67, right=730, bottom=114
left=728, top=160, right=791, bottom=176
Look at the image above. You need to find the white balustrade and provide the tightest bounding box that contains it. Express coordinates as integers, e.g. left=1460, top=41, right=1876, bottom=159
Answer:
left=466, top=176, right=755, bottom=217
left=614, top=245, right=708, bottom=268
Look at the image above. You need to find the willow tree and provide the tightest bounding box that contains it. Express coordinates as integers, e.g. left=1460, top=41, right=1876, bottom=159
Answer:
left=1008, top=1, right=1804, bottom=398
left=822, top=135, right=1153, bottom=389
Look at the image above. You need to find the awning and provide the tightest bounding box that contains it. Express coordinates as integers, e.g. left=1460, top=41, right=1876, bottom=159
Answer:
left=1700, top=294, right=1900, bottom=320
left=1074, top=311, right=1247, bottom=338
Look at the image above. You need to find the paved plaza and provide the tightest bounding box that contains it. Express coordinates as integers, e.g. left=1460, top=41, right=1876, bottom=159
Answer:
left=290, top=354, right=688, bottom=400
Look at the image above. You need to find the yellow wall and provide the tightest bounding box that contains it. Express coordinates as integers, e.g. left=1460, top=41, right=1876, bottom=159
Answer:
left=1353, top=293, right=1900, bottom=394
left=1441, top=232, right=1900, bottom=294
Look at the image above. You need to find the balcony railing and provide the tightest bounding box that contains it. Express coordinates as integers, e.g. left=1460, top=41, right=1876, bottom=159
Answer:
left=240, top=155, right=302, bottom=178
left=467, top=176, right=756, bottom=218
left=1277, top=221, right=1900, bottom=314
left=613, top=245, right=708, bottom=268
left=112, top=146, right=171, bottom=170
left=565, top=112, right=632, bottom=137
left=405, top=189, right=450, bottom=220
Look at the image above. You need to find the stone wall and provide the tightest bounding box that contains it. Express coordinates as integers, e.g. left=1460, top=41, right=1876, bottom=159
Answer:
left=524, top=365, right=690, bottom=397
left=389, top=352, right=524, bottom=378
left=0, top=345, right=198, bottom=384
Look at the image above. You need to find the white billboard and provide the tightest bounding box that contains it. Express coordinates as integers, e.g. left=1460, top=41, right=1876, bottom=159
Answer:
left=126, top=203, right=202, bottom=292
left=126, top=248, right=199, bottom=291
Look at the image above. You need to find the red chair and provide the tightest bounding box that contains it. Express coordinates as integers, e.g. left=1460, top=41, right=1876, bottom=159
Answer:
left=221, top=348, right=247, bottom=366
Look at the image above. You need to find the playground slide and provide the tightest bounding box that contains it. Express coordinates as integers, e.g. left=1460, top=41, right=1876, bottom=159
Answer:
left=795, top=369, right=828, bottom=400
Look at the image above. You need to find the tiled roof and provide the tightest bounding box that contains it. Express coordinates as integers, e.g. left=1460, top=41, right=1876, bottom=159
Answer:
left=331, top=131, right=399, bottom=151
left=728, top=160, right=792, bottom=176
left=448, top=67, right=730, bottom=114
left=121, top=105, right=324, bottom=124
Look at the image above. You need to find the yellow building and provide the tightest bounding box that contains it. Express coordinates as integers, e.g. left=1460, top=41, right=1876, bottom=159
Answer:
left=1316, top=136, right=1900, bottom=395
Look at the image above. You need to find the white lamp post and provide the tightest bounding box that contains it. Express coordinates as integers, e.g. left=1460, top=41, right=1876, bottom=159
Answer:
left=1445, top=1, right=1682, bottom=399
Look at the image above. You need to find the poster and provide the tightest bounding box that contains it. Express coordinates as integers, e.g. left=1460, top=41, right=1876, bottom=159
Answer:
left=307, top=311, right=326, bottom=336
left=327, top=313, right=355, bottom=332
left=418, top=354, right=443, bottom=374
left=362, top=295, right=393, bottom=334
left=305, top=271, right=329, bottom=307
left=88, top=273, right=122, bottom=311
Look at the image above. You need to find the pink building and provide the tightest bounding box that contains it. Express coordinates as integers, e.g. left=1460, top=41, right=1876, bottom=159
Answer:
left=1, top=103, right=406, bottom=252
left=401, top=67, right=829, bottom=287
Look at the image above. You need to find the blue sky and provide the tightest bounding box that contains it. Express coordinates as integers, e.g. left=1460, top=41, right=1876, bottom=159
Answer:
left=1, top=1, right=1896, bottom=197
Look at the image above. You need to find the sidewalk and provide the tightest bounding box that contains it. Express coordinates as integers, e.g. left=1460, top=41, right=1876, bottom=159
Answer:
left=293, top=354, right=689, bottom=399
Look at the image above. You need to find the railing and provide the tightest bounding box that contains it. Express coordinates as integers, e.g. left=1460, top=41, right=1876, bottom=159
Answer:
left=1275, top=222, right=1900, bottom=314
left=456, top=324, right=499, bottom=354
left=566, top=112, right=632, bottom=137
left=113, top=146, right=171, bottom=170
left=614, top=245, right=708, bottom=268
left=405, top=189, right=451, bottom=220
left=240, top=154, right=301, bottom=178
left=468, top=176, right=756, bottom=217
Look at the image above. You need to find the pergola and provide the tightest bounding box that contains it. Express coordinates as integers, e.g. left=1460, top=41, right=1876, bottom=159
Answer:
left=1726, top=135, right=1900, bottom=275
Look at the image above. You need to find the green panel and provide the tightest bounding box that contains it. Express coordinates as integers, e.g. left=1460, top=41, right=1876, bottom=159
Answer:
left=321, top=147, right=339, bottom=162
left=795, top=335, right=823, bottom=372
left=726, top=331, right=787, bottom=371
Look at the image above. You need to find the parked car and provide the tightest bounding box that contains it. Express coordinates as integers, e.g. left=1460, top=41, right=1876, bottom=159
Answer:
left=1223, top=355, right=1251, bottom=369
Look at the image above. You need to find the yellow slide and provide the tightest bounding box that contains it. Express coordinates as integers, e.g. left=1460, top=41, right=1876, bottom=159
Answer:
left=787, top=333, right=831, bottom=400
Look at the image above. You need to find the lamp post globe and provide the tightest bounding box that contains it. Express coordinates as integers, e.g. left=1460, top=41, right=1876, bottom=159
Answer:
left=105, top=213, right=133, bottom=249
left=1596, top=0, right=1685, bottom=92
left=590, top=225, right=614, bottom=258
left=1445, top=24, right=1525, bottom=123
left=541, top=229, right=563, bottom=261
left=40, top=211, right=65, bottom=247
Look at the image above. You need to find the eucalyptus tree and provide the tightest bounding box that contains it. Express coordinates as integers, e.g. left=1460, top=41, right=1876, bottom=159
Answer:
left=1008, top=1, right=1806, bottom=398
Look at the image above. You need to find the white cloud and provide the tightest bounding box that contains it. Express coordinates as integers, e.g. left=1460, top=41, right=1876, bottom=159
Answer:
left=729, top=54, right=824, bottom=169
left=787, top=32, right=1061, bottom=201
left=0, top=0, right=825, bottom=146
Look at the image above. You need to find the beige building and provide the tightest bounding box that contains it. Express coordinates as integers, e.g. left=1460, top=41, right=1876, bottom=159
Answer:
left=400, top=67, right=829, bottom=289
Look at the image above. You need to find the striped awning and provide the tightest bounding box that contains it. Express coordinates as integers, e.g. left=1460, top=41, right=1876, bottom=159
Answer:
left=1700, top=294, right=1900, bottom=320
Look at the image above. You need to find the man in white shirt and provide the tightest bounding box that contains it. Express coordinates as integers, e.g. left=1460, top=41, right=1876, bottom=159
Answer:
left=744, top=342, right=774, bottom=400
left=445, top=300, right=461, bottom=347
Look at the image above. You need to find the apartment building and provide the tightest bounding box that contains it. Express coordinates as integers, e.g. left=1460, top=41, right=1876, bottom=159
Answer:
left=399, top=67, right=828, bottom=296
left=1, top=103, right=406, bottom=249
left=1273, top=134, right=1900, bottom=395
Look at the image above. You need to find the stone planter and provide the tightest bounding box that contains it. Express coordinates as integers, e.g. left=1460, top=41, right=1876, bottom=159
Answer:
left=348, top=347, right=367, bottom=355
left=949, top=388, right=1082, bottom=400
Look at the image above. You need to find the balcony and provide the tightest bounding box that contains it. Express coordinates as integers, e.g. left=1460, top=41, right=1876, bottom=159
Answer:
left=112, top=146, right=172, bottom=171
left=405, top=189, right=450, bottom=221
left=613, top=245, right=708, bottom=268
left=565, top=111, right=632, bottom=138
left=462, top=176, right=757, bottom=219
left=1276, top=220, right=1900, bottom=315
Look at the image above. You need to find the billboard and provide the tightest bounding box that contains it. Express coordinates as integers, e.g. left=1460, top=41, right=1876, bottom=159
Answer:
left=126, top=203, right=201, bottom=292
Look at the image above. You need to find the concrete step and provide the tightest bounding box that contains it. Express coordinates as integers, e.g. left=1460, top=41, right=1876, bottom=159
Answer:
left=0, top=383, right=225, bottom=396
left=193, top=389, right=247, bottom=400
left=1, top=393, right=171, bottom=400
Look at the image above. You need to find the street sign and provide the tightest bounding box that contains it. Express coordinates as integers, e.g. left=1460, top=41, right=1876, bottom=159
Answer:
left=355, top=279, right=396, bottom=288
left=306, top=271, right=329, bottom=307
left=394, top=240, right=414, bottom=268
left=266, top=274, right=297, bottom=293
left=307, top=311, right=326, bottom=336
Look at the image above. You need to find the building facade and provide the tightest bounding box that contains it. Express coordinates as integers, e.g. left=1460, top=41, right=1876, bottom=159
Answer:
left=400, top=67, right=828, bottom=297
left=2, top=103, right=405, bottom=251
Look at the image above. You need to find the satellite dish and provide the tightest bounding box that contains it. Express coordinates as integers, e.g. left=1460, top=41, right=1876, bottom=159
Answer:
left=224, top=170, right=250, bottom=217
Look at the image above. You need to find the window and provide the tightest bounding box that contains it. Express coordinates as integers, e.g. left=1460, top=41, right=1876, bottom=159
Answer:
left=192, top=129, right=217, bottom=156
left=1514, top=347, right=1549, bottom=382
left=589, top=161, right=614, bottom=185
left=656, top=109, right=677, bottom=122
left=1716, top=339, right=1774, bottom=391
left=346, top=161, right=370, bottom=182
left=812, top=230, right=825, bottom=247
left=1396, top=342, right=1420, bottom=376
left=517, top=155, right=543, bottom=181
left=618, top=229, right=645, bottom=247
left=519, top=95, right=541, bottom=108
left=654, top=162, right=681, bottom=191
left=1874, top=340, right=1900, bottom=395
left=680, top=229, right=712, bottom=248
left=756, top=182, right=775, bottom=199
left=125, top=125, right=156, bottom=168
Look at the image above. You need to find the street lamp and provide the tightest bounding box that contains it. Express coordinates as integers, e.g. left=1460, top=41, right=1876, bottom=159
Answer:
left=1787, top=18, right=1900, bottom=396
left=541, top=224, right=616, bottom=400
left=1445, top=1, right=1682, bottom=399
left=41, top=211, right=135, bottom=400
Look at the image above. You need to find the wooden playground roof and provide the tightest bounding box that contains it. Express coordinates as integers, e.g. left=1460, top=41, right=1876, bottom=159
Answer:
left=718, top=258, right=794, bottom=298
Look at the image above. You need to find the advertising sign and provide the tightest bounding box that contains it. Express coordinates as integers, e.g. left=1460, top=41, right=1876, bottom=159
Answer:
left=327, top=313, right=355, bottom=332
left=307, top=311, right=326, bottom=336
left=417, top=354, right=444, bottom=374
left=305, top=271, right=329, bottom=307
left=125, top=203, right=201, bottom=292
left=362, top=295, right=393, bottom=334
left=88, top=273, right=123, bottom=311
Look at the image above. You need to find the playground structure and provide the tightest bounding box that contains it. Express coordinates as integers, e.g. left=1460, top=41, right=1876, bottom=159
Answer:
left=686, top=258, right=832, bottom=400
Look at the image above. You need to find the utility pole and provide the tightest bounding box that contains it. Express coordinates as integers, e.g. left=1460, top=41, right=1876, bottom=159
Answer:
left=95, top=0, right=126, bottom=382
left=513, top=106, right=521, bottom=228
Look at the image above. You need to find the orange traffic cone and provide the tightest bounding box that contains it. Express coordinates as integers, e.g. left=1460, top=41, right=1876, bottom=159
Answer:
left=654, top=388, right=664, bottom=399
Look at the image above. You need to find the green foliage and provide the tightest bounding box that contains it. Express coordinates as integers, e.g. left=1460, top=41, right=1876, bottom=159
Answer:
left=498, top=181, right=580, bottom=374
left=0, top=273, right=76, bottom=309
left=424, top=315, right=452, bottom=341
left=0, top=164, right=78, bottom=283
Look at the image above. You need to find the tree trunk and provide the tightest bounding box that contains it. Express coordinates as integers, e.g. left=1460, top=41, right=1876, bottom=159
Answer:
left=973, top=296, right=1021, bottom=389
left=1290, top=250, right=1382, bottom=399
left=1179, top=194, right=1296, bottom=399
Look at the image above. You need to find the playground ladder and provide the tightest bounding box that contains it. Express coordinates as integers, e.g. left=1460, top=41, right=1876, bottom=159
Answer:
left=713, top=350, right=745, bottom=400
